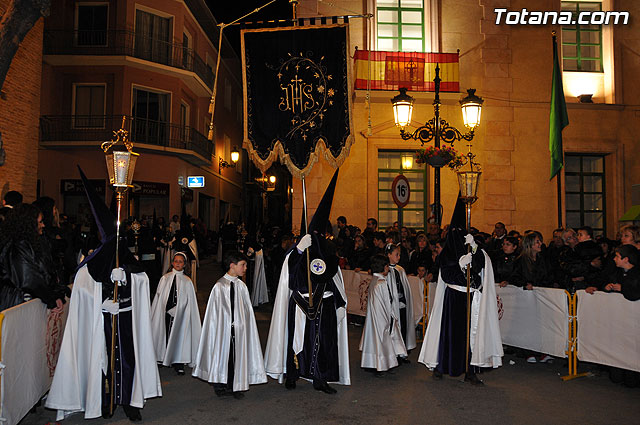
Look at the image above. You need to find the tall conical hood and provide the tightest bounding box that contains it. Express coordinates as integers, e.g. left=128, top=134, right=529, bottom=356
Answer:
left=305, top=168, right=339, bottom=235
left=449, top=192, right=466, bottom=231
left=77, top=166, right=141, bottom=283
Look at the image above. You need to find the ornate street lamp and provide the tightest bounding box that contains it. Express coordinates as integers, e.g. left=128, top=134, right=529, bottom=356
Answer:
left=391, top=64, right=483, bottom=226
left=219, top=145, right=240, bottom=172
left=100, top=116, right=138, bottom=415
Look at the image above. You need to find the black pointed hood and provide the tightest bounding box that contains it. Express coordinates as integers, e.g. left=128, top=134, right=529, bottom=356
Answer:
left=77, top=167, right=141, bottom=283
left=449, top=192, right=467, bottom=231
left=305, top=168, right=339, bottom=235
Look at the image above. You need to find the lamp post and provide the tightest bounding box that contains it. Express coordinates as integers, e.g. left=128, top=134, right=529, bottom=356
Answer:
left=391, top=65, right=483, bottom=226
left=100, top=116, right=138, bottom=415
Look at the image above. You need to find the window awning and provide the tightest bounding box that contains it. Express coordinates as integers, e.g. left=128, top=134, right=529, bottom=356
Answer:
left=619, top=205, right=640, bottom=221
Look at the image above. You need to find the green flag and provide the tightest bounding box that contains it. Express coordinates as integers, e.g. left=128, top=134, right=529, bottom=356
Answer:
left=549, top=34, right=569, bottom=180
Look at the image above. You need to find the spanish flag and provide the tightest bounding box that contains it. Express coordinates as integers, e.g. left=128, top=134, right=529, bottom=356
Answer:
left=354, top=50, right=459, bottom=92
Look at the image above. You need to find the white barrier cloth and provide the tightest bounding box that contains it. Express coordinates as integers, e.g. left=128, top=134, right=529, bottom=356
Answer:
left=496, top=286, right=568, bottom=358
left=576, top=290, right=640, bottom=372
left=0, top=300, right=68, bottom=425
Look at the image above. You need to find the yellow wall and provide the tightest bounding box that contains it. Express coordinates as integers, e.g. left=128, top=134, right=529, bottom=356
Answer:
left=290, top=0, right=639, bottom=239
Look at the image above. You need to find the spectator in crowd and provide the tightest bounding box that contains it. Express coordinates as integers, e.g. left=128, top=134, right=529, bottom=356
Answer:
left=487, top=221, right=507, bottom=254
left=372, top=231, right=386, bottom=255
left=491, top=236, right=519, bottom=288
left=574, top=226, right=603, bottom=288
left=363, top=217, right=378, bottom=247
left=33, top=196, right=70, bottom=284
left=511, top=233, right=553, bottom=291
left=426, top=222, right=441, bottom=243
left=0, top=203, right=68, bottom=312
left=558, top=228, right=591, bottom=292
left=0, top=190, right=22, bottom=222
left=348, top=234, right=371, bottom=272
left=620, top=224, right=640, bottom=249
left=603, top=245, right=640, bottom=301
left=408, top=233, right=433, bottom=275
left=336, top=215, right=347, bottom=239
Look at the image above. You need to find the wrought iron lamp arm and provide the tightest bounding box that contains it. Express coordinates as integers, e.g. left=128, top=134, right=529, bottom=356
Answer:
left=399, top=117, right=476, bottom=146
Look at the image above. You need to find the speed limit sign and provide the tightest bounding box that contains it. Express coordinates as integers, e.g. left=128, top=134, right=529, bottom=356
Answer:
left=391, top=174, right=410, bottom=208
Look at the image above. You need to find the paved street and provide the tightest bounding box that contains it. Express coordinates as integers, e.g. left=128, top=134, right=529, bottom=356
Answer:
left=23, top=258, right=639, bottom=425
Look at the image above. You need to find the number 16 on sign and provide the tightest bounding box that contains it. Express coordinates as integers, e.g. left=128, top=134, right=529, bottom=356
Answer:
left=391, top=174, right=411, bottom=208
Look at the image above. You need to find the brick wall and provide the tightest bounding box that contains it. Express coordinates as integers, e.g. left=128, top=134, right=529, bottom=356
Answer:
left=0, top=11, right=43, bottom=203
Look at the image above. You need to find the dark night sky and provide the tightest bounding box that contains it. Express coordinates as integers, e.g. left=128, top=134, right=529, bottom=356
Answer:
left=206, top=0, right=296, bottom=56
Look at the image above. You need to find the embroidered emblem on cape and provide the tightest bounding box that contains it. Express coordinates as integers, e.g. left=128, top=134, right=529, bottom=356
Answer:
left=310, top=259, right=326, bottom=275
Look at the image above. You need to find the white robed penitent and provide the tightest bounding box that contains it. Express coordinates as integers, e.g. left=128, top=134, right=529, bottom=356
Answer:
left=45, top=266, right=162, bottom=420
left=418, top=251, right=503, bottom=369
left=263, top=252, right=351, bottom=385
left=388, top=264, right=417, bottom=351
left=251, top=249, right=269, bottom=306
left=192, top=274, right=267, bottom=391
left=150, top=269, right=202, bottom=366
left=360, top=273, right=407, bottom=371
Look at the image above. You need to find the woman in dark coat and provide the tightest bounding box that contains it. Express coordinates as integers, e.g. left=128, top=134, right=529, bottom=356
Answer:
left=510, top=233, right=554, bottom=290
left=0, top=203, right=68, bottom=311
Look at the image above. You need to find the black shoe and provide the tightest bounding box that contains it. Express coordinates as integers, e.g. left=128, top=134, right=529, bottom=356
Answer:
left=464, top=372, right=484, bottom=386
left=285, top=378, right=297, bottom=390
left=398, top=356, right=411, bottom=364
left=215, top=387, right=230, bottom=397
left=432, top=370, right=443, bottom=380
left=173, top=364, right=186, bottom=375
left=313, top=379, right=337, bottom=394
left=232, top=391, right=245, bottom=399
left=374, top=371, right=384, bottom=377
left=123, top=405, right=142, bottom=422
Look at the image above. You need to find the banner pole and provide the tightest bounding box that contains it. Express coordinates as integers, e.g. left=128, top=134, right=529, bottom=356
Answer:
left=301, top=177, right=313, bottom=308
left=561, top=292, right=588, bottom=381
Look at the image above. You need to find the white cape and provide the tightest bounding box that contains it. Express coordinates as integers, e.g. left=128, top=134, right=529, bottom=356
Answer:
left=45, top=266, right=162, bottom=420
left=150, top=269, right=202, bottom=366
left=264, top=252, right=351, bottom=385
left=418, top=251, right=503, bottom=369
left=192, top=275, right=267, bottom=391
left=360, top=274, right=407, bottom=371
left=388, top=264, right=417, bottom=351
left=251, top=249, right=269, bottom=306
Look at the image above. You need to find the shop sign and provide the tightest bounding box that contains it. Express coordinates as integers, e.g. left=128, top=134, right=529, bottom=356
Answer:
left=131, top=181, right=170, bottom=196
left=61, top=179, right=106, bottom=195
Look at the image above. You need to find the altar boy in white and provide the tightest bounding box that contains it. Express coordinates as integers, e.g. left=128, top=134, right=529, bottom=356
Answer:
left=360, top=254, right=407, bottom=375
left=192, top=251, right=267, bottom=399
left=150, top=252, right=201, bottom=375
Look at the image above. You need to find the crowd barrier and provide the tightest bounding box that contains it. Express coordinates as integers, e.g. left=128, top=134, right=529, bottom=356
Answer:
left=343, top=270, right=640, bottom=375
left=0, top=299, right=68, bottom=425
left=576, top=290, right=640, bottom=373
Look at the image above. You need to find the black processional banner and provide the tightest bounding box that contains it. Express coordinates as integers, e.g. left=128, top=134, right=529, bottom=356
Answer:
left=241, top=24, right=353, bottom=179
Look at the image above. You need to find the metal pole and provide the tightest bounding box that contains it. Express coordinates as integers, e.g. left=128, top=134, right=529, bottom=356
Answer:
left=464, top=202, right=472, bottom=375
left=433, top=65, right=442, bottom=226
left=301, top=177, right=313, bottom=308
left=109, top=189, right=124, bottom=415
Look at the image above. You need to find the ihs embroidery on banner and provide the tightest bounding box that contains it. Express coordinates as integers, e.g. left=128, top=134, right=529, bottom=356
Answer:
left=274, top=53, right=334, bottom=142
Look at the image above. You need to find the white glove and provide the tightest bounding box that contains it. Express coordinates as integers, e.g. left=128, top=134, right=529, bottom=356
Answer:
left=167, top=306, right=177, bottom=317
left=110, top=268, right=125, bottom=283
left=102, top=299, right=119, bottom=315
left=464, top=234, right=478, bottom=253
left=297, top=234, right=312, bottom=252
left=459, top=252, right=473, bottom=270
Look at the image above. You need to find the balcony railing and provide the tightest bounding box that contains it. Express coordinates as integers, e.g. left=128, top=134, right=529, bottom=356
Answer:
left=354, top=50, right=460, bottom=92
left=43, top=30, right=214, bottom=89
left=40, top=115, right=214, bottom=161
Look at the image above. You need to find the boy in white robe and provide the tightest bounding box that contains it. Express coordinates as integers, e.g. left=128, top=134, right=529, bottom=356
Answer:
left=192, top=251, right=267, bottom=398
left=150, top=252, right=201, bottom=374
left=360, top=255, right=407, bottom=375
left=385, top=244, right=416, bottom=358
